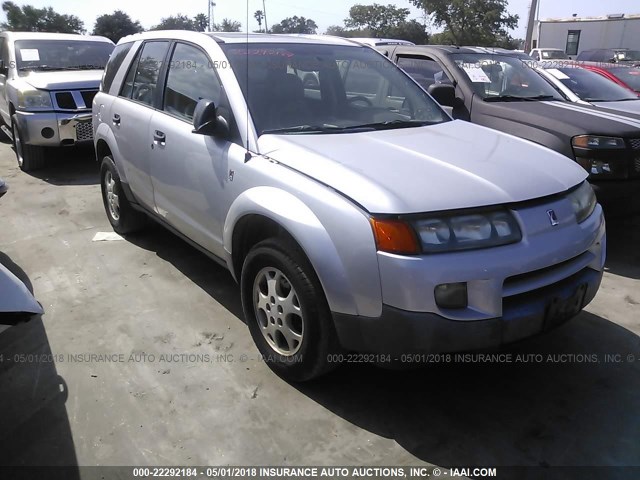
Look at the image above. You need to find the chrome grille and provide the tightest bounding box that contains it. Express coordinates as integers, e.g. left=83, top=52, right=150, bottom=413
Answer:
left=630, top=138, right=640, bottom=150
left=55, top=92, right=76, bottom=109
left=75, top=122, right=93, bottom=142
left=81, top=90, right=98, bottom=106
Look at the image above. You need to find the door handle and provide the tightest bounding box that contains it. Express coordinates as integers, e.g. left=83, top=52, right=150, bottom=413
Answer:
left=112, top=114, right=121, bottom=126
left=153, top=130, right=166, bottom=144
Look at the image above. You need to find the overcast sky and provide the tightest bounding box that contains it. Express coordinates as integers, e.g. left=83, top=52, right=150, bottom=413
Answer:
left=1, top=0, right=637, bottom=38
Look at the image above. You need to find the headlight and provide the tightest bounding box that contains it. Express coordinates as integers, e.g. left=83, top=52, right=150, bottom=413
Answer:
left=17, top=89, right=52, bottom=110
left=572, top=135, right=625, bottom=149
left=567, top=181, right=597, bottom=223
left=413, top=210, right=521, bottom=253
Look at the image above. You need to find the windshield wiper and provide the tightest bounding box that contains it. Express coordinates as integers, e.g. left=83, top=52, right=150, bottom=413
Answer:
left=262, top=120, right=434, bottom=135
left=18, top=65, right=71, bottom=72
left=341, top=120, right=435, bottom=130
left=65, top=64, right=105, bottom=70
left=261, top=125, right=359, bottom=135
left=484, top=94, right=557, bottom=102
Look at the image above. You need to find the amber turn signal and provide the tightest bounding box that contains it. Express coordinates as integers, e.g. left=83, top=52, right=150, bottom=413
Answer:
left=370, top=218, right=420, bottom=255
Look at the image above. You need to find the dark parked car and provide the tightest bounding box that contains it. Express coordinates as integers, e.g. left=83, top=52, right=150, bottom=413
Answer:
left=577, top=48, right=640, bottom=66
left=382, top=45, right=640, bottom=214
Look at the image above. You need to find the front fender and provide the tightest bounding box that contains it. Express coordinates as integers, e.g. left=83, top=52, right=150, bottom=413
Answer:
left=224, top=186, right=381, bottom=317
left=0, top=263, right=43, bottom=316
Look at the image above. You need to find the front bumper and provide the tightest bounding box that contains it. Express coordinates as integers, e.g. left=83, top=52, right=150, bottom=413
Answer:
left=333, top=267, right=603, bottom=355
left=14, top=110, right=93, bottom=147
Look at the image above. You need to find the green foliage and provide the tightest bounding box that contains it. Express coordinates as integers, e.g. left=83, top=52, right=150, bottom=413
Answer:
left=270, top=16, right=318, bottom=34
left=409, top=0, right=519, bottom=46
left=151, top=14, right=197, bottom=31
left=214, top=19, right=242, bottom=32
left=1, top=1, right=85, bottom=33
left=193, top=13, right=209, bottom=32
left=92, top=10, right=142, bottom=42
left=345, top=3, right=410, bottom=35
left=254, top=10, right=265, bottom=32
left=328, top=3, right=428, bottom=45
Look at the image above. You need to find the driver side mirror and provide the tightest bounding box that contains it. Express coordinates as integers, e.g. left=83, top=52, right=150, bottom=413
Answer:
left=428, top=83, right=456, bottom=107
left=192, top=99, right=229, bottom=138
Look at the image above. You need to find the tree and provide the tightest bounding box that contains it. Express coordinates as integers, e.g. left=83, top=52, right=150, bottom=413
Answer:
left=152, top=14, right=196, bottom=31
left=345, top=3, right=411, bottom=36
left=254, top=10, right=264, bottom=32
left=1, top=1, right=85, bottom=33
left=194, top=13, right=209, bottom=32
left=93, top=10, right=143, bottom=43
left=270, top=16, right=318, bottom=34
left=331, top=4, right=428, bottom=44
left=214, top=18, right=242, bottom=32
left=409, top=0, right=519, bottom=46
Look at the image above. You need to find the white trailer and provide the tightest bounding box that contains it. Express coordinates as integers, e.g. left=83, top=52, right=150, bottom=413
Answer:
left=532, top=13, right=640, bottom=57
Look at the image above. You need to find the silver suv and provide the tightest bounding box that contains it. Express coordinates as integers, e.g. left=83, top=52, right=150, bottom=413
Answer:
left=94, top=32, right=606, bottom=381
left=0, top=32, right=114, bottom=170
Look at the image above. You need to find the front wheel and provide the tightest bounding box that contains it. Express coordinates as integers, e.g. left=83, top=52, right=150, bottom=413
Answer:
left=241, top=239, right=340, bottom=382
left=12, top=114, right=45, bottom=171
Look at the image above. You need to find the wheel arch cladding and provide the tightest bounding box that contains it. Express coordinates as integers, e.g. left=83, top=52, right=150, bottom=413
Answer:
left=95, top=122, right=129, bottom=183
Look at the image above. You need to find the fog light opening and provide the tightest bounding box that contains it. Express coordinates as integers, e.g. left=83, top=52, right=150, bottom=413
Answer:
left=435, top=283, right=468, bottom=309
left=41, top=127, right=55, bottom=139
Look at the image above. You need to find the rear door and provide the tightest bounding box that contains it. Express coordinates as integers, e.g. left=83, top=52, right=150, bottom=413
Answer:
left=111, top=40, right=170, bottom=210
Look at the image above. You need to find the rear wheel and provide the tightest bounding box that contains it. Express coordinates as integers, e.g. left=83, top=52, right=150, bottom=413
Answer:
left=100, top=155, right=147, bottom=234
left=12, top=114, right=45, bottom=171
left=241, top=239, right=340, bottom=382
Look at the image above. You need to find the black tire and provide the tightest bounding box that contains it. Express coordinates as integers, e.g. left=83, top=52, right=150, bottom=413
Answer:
left=12, top=114, right=46, bottom=171
left=241, top=238, right=340, bottom=382
left=100, top=155, right=147, bottom=234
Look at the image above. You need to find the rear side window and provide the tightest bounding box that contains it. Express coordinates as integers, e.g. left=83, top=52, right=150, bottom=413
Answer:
left=163, top=43, right=222, bottom=121
left=120, top=41, right=169, bottom=106
left=101, top=42, right=133, bottom=93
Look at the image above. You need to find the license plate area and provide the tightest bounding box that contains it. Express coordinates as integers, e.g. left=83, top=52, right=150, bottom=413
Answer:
left=544, top=283, right=588, bottom=330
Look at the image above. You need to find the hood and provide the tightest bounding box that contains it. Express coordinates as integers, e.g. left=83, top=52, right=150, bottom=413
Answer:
left=481, top=100, right=640, bottom=137
left=592, top=100, right=640, bottom=116
left=257, top=120, right=587, bottom=214
left=22, top=70, right=103, bottom=90
left=0, top=263, right=43, bottom=316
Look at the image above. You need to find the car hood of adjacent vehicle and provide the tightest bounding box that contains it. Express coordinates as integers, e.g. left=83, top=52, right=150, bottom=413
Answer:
left=22, top=70, right=103, bottom=90
left=257, top=120, right=587, bottom=214
left=592, top=99, right=640, bottom=115
left=480, top=100, right=640, bottom=137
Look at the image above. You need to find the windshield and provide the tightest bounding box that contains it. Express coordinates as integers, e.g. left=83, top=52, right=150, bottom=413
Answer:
left=220, top=43, right=450, bottom=135
left=547, top=67, right=638, bottom=101
left=452, top=53, right=564, bottom=101
left=615, top=50, right=640, bottom=62
left=15, top=40, right=114, bottom=74
left=608, top=67, right=640, bottom=91
left=541, top=50, right=569, bottom=60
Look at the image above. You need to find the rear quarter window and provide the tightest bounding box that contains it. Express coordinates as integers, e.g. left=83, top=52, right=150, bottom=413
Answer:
left=101, top=42, right=134, bottom=93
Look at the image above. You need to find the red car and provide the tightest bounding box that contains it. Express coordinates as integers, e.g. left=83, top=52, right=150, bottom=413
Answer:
left=581, top=63, right=640, bottom=96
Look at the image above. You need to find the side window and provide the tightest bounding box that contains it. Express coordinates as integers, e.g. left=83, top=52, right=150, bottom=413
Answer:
left=102, top=42, right=134, bottom=93
left=120, top=41, right=169, bottom=106
left=163, top=43, right=222, bottom=121
left=397, top=56, right=452, bottom=91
